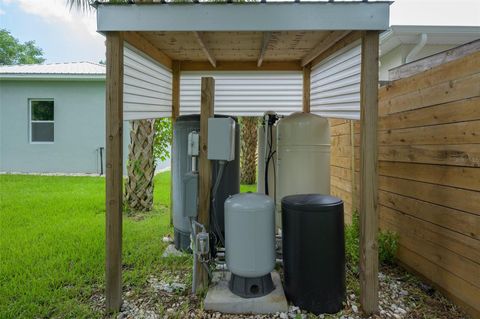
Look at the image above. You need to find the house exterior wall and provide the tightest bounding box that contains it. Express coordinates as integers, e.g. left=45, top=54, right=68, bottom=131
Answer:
left=380, top=44, right=457, bottom=81
left=0, top=80, right=130, bottom=174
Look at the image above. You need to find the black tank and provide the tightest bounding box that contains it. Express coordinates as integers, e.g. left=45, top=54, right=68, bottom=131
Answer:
left=281, top=194, right=345, bottom=315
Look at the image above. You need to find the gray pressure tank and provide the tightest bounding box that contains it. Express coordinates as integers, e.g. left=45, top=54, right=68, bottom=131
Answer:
left=172, top=114, right=240, bottom=251
left=225, top=193, right=275, bottom=298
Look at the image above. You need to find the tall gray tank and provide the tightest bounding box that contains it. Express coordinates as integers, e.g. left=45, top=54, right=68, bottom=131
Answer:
left=172, top=114, right=240, bottom=250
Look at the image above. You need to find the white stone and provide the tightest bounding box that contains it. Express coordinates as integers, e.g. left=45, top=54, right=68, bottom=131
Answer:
left=351, top=305, right=358, bottom=313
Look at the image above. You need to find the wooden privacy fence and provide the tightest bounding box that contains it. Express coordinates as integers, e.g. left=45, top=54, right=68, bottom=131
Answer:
left=329, top=50, right=480, bottom=318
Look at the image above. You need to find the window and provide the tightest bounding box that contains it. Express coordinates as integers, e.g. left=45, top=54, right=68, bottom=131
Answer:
left=30, top=99, right=54, bottom=143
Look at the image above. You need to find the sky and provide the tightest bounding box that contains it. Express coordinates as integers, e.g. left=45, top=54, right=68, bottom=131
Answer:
left=0, top=0, right=479, bottom=64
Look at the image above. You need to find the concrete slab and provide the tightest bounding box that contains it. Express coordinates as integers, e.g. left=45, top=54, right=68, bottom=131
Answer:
left=204, top=271, right=288, bottom=314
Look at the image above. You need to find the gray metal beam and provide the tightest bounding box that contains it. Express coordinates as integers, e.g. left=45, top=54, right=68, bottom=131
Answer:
left=96, top=2, right=391, bottom=32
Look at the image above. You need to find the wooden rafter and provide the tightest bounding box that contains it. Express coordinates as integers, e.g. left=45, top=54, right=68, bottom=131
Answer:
left=180, top=60, right=302, bottom=72
left=257, top=32, right=273, bottom=67
left=193, top=32, right=217, bottom=68
left=123, top=31, right=172, bottom=69
left=301, top=30, right=350, bottom=67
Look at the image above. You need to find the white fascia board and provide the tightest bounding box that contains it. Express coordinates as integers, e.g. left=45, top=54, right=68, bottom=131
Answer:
left=0, top=74, right=106, bottom=81
left=96, top=2, right=391, bottom=32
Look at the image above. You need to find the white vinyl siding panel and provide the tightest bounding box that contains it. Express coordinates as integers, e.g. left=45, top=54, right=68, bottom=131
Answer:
left=180, top=72, right=302, bottom=116
left=123, top=45, right=172, bottom=120
left=310, top=44, right=361, bottom=120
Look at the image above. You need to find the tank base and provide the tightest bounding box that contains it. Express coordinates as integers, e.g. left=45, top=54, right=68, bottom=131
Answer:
left=173, top=228, right=191, bottom=252
left=229, top=273, right=274, bottom=299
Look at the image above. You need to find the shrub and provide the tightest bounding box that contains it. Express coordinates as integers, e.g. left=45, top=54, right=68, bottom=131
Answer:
left=345, top=211, right=399, bottom=266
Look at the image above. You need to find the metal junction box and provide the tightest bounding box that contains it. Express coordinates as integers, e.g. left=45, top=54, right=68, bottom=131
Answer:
left=207, top=117, right=236, bottom=161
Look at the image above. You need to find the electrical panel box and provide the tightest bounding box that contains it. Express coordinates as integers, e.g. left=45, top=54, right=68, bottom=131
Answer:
left=183, top=172, right=198, bottom=217
left=207, top=118, right=236, bottom=161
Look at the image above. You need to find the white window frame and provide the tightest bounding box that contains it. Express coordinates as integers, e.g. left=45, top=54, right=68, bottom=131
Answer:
left=29, top=98, right=54, bottom=144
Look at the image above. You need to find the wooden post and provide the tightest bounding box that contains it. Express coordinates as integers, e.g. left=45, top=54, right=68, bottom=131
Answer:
left=195, top=77, right=214, bottom=292
left=303, top=66, right=311, bottom=113
left=359, top=30, right=379, bottom=315
left=105, top=31, right=124, bottom=313
left=170, top=61, right=180, bottom=226
left=350, top=120, right=356, bottom=212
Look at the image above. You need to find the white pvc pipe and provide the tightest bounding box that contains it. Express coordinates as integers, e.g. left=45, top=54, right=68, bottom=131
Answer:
left=405, top=33, right=428, bottom=63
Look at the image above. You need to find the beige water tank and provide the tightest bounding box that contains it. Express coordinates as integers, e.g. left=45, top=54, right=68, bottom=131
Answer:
left=275, top=112, right=331, bottom=229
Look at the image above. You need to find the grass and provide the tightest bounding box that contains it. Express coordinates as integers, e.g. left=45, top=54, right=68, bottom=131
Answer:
left=0, top=172, right=261, bottom=319
left=0, top=173, right=172, bottom=318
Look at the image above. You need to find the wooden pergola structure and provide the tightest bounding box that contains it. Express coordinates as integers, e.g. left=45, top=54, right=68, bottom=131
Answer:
left=96, top=1, right=390, bottom=315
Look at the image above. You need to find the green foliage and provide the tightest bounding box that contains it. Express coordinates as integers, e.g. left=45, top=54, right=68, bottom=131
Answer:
left=379, top=229, right=399, bottom=265
left=345, top=210, right=361, bottom=265
left=153, top=118, right=173, bottom=162
left=0, top=29, right=45, bottom=65
left=345, top=211, right=399, bottom=266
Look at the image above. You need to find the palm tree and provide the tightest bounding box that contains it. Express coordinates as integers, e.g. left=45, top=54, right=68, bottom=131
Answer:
left=66, top=0, right=163, bottom=213
left=124, top=119, right=156, bottom=212
left=239, top=117, right=258, bottom=184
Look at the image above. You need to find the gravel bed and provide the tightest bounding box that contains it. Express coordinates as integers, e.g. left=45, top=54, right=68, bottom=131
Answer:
left=91, top=264, right=468, bottom=319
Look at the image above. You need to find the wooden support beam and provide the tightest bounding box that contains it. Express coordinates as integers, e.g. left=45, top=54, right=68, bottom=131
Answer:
left=301, top=31, right=350, bottom=67
left=169, top=61, right=181, bottom=227
left=302, top=66, right=311, bottom=113
left=194, top=32, right=217, bottom=68
left=310, top=31, right=363, bottom=68
left=172, top=61, right=181, bottom=120
left=105, top=31, right=124, bottom=314
left=195, top=77, right=215, bottom=292
left=123, top=31, right=173, bottom=70
left=359, top=30, right=380, bottom=315
left=257, top=32, right=273, bottom=67
left=180, top=60, right=302, bottom=72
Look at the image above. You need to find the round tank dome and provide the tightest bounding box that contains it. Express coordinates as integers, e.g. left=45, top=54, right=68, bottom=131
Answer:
left=225, top=193, right=275, bottom=278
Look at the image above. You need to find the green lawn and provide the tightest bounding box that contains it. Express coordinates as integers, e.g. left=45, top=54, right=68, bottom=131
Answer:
left=0, top=172, right=256, bottom=319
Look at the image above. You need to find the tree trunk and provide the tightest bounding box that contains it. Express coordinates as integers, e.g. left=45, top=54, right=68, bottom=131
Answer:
left=240, top=117, right=258, bottom=185
left=124, top=119, right=156, bottom=212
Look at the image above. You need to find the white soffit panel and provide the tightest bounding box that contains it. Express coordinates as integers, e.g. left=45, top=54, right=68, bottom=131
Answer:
left=123, top=44, right=172, bottom=120
left=310, top=42, right=361, bottom=120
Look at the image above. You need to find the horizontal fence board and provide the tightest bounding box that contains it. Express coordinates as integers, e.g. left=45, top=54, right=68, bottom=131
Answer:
left=329, top=119, right=350, bottom=126
left=378, top=144, right=480, bottom=167
left=331, top=156, right=353, bottom=170
left=331, top=165, right=353, bottom=181
left=379, top=175, right=480, bottom=216
left=331, top=175, right=352, bottom=193
left=378, top=51, right=480, bottom=101
left=379, top=73, right=480, bottom=116
left=378, top=120, right=480, bottom=146
left=380, top=207, right=480, bottom=289
left=379, top=161, right=480, bottom=191
left=332, top=51, right=480, bottom=317
left=330, top=123, right=351, bottom=136
left=395, top=245, right=480, bottom=319
left=331, top=134, right=351, bottom=147
left=379, top=191, right=480, bottom=241
left=378, top=97, right=480, bottom=131
left=381, top=205, right=480, bottom=265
